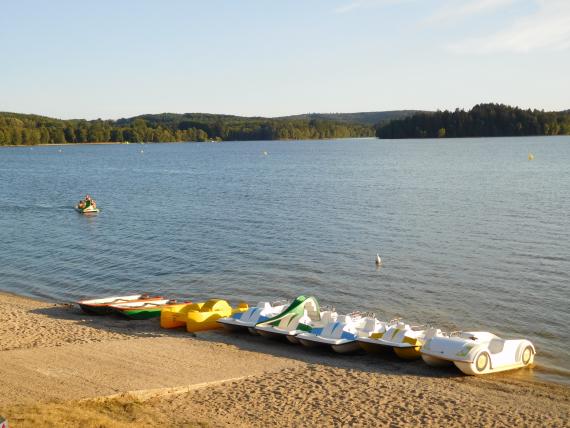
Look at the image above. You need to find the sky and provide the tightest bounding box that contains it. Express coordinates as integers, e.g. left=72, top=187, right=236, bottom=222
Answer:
left=1, top=0, right=569, bottom=119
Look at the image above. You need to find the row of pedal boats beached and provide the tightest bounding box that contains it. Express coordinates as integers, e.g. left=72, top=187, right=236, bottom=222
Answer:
left=78, top=294, right=536, bottom=376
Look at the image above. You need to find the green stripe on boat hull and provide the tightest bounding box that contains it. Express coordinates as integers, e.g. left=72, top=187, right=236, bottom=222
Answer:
left=117, top=308, right=163, bottom=319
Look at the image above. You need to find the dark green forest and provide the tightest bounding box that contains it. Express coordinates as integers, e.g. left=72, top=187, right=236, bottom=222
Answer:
left=3, top=105, right=569, bottom=145
left=0, top=112, right=375, bottom=146
left=376, top=104, right=570, bottom=139
left=282, top=110, right=424, bottom=126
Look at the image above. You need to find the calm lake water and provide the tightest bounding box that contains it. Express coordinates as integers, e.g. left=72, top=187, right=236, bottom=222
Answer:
left=1, top=137, right=569, bottom=384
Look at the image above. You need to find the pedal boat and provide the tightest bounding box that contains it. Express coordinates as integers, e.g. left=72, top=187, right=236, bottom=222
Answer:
left=358, top=321, right=444, bottom=360
left=217, top=300, right=289, bottom=333
left=77, top=294, right=164, bottom=315
left=296, top=312, right=387, bottom=354
left=161, top=299, right=248, bottom=333
left=109, top=299, right=191, bottom=320
left=76, top=205, right=100, bottom=214
left=420, top=331, right=536, bottom=375
left=254, top=296, right=336, bottom=344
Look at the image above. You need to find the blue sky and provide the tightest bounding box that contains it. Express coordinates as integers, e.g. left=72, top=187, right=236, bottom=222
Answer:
left=1, top=0, right=569, bottom=119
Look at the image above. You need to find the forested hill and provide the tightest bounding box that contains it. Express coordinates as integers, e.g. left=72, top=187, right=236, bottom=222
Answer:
left=281, top=110, right=424, bottom=126
left=376, top=104, right=570, bottom=139
left=0, top=112, right=375, bottom=145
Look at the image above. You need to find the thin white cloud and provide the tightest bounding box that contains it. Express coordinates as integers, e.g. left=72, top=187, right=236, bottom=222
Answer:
left=334, top=2, right=362, bottom=14
left=425, top=0, right=517, bottom=25
left=333, top=0, right=411, bottom=14
left=448, top=0, right=570, bottom=53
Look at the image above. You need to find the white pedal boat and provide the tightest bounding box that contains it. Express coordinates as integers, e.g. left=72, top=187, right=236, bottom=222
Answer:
left=296, top=312, right=387, bottom=354
left=420, top=331, right=536, bottom=375
left=217, top=300, right=289, bottom=333
left=255, top=305, right=338, bottom=344
left=358, top=321, right=444, bottom=360
left=77, top=293, right=164, bottom=315
left=253, top=296, right=325, bottom=342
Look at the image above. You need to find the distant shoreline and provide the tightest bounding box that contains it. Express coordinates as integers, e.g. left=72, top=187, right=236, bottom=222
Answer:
left=2, top=134, right=568, bottom=148
left=1, top=137, right=379, bottom=148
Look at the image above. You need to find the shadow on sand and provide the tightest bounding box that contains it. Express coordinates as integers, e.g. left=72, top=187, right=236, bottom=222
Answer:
left=30, top=303, right=193, bottom=339
left=33, top=303, right=540, bottom=385
left=28, top=303, right=485, bottom=382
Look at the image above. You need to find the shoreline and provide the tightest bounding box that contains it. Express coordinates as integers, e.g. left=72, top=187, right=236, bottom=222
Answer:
left=5, top=288, right=570, bottom=387
left=0, top=137, right=377, bottom=148
left=1, top=291, right=568, bottom=426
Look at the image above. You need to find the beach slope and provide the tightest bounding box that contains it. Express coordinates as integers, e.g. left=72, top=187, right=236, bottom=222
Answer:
left=0, top=292, right=568, bottom=427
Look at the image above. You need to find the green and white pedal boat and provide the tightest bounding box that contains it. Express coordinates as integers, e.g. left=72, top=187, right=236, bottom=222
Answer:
left=109, top=299, right=191, bottom=320
left=255, top=296, right=335, bottom=343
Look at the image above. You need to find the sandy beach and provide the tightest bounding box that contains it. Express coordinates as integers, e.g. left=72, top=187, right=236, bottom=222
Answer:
left=0, top=291, right=568, bottom=427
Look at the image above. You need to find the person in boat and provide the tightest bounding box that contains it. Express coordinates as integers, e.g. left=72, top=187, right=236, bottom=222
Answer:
left=84, top=195, right=92, bottom=208
left=78, top=200, right=86, bottom=209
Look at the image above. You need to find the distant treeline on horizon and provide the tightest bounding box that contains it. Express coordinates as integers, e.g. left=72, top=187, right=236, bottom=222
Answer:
left=375, top=104, right=570, bottom=139
left=1, top=104, right=569, bottom=146
left=0, top=112, right=375, bottom=146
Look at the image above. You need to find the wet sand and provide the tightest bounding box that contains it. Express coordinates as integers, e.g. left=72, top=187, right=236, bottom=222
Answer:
left=1, top=292, right=568, bottom=427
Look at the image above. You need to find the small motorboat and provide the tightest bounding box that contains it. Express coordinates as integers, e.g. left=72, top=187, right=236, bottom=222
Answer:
left=75, top=205, right=100, bottom=214
left=161, top=299, right=248, bottom=333
left=358, top=321, right=444, bottom=360
left=296, top=312, right=387, bottom=353
left=217, top=299, right=290, bottom=333
left=109, top=299, right=191, bottom=320
left=76, top=194, right=99, bottom=214
left=77, top=294, right=164, bottom=315
left=420, top=331, right=536, bottom=375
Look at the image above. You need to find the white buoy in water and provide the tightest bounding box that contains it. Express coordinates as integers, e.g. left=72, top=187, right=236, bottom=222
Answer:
left=375, top=254, right=382, bottom=266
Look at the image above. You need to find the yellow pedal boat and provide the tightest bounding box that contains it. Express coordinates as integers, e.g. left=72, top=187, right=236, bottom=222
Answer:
left=358, top=321, right=444, bottom=360
left=161, top=299, right=248, bottom=332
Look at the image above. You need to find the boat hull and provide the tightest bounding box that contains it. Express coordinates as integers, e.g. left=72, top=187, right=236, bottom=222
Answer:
left=219, top=323, right=246, bottom=332
left=421, top=354, right=454, bottom=367
left=297, top=337, right=329, bottom=348
left=78, top=295, right=163, bottom=315
left=453, top=358, right=534, bottom=375
left=358, top=340, right=392, bottom=354
left=217, top=319, right=256, bottom=333
left=76, top=207, right=100, bottom=214
left=331, top=341, right=362, bottom=354
left=78, top=303, right=113, bottom=315
left=255, top=329, right=292, bottom=341
left=393, top=346, right=422, bottom=360
left=298, top=329, right=362, bottom=353
left=114, top=308, right=163, bottom=320
left=286, top=335, right=300, bottom=344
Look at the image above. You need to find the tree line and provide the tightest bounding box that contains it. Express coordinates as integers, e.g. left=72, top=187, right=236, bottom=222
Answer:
left=376, top=104, right=570, bottom=139
left=0, top=112, right=374, bottom=146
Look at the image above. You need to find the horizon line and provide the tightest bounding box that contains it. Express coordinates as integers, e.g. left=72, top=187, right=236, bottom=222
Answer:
left=1, top=104, right=569, bottom=122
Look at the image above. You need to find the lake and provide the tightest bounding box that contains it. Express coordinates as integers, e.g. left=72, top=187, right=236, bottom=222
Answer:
left=0, top=136, right=569, bottom=384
